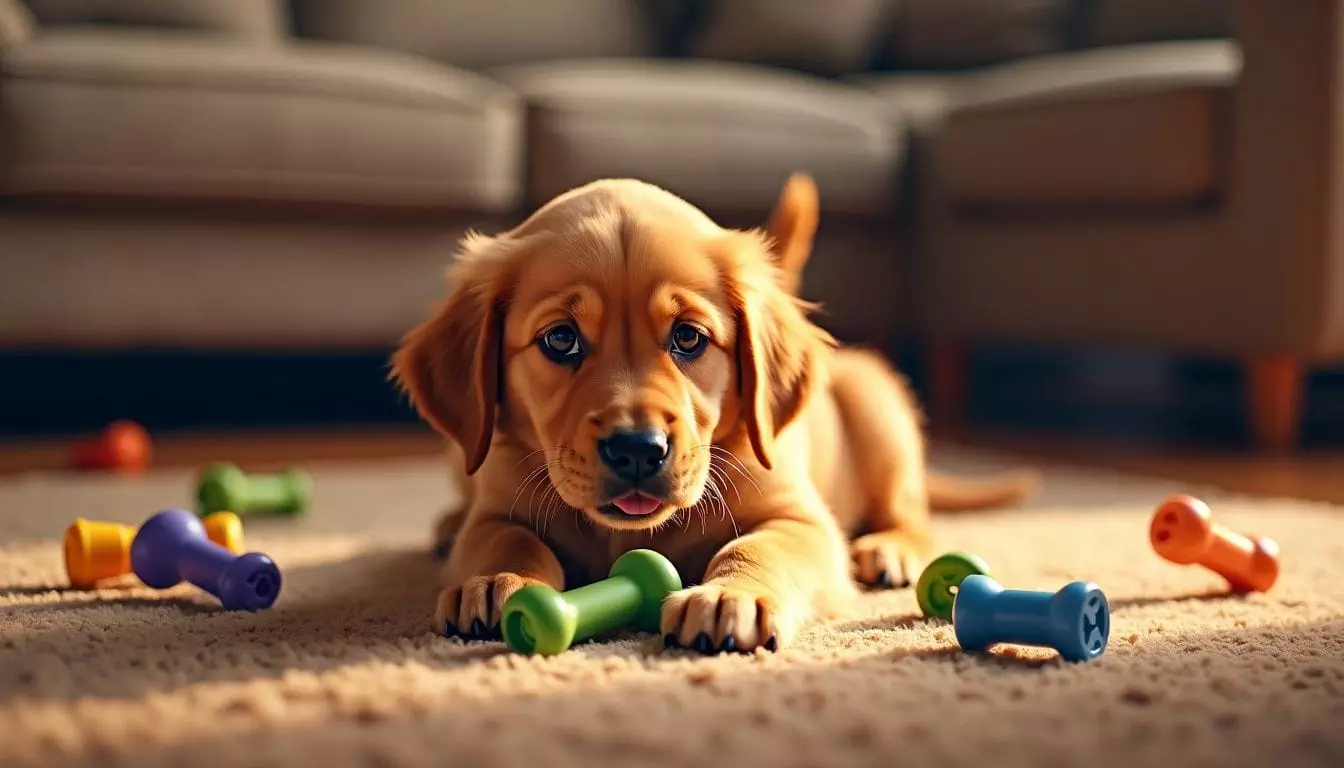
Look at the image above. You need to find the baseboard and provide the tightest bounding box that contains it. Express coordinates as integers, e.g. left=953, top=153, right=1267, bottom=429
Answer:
left=3, top=344, right=1342, bottom=447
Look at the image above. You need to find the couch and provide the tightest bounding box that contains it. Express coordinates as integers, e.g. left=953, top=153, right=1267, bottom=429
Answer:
left=0, top=0, right=1324, bottom=449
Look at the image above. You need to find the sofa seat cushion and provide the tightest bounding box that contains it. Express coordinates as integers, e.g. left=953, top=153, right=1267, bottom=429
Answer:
left=0, top=29, right=522, bottom=212
left=493, top=59, right=904, bottom=216
left=938, top=40, right=1240, bottom=208
left=848, top=74, right=960, bottom=134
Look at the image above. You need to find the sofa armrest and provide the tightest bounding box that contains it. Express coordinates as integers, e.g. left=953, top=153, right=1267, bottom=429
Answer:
left=0, top=0, right=35, bottom=50
left=1228, top=0, right=1344, bottom=358
left=20, top=0, right=287, bottom=41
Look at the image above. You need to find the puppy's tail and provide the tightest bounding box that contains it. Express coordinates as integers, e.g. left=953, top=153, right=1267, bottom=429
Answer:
left=928, top=468, right=1041, bottom=512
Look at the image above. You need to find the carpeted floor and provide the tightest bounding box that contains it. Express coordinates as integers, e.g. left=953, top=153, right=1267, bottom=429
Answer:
left=2, top=444, right=1342, bottom=768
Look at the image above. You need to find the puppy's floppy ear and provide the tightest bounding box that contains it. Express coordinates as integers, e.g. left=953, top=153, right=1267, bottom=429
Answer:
left=764, top=173, right=819, bottom=293
left=722, top=231, right=835, bottom=470
left=390, top=233, right=511, bottom=475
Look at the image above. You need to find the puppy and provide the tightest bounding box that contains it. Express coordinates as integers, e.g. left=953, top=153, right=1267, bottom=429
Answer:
left=392, top=175, right=1037, bottom=653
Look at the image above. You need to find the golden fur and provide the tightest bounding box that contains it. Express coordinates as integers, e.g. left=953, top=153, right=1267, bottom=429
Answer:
left=391, top=175, right=1038, bottom=653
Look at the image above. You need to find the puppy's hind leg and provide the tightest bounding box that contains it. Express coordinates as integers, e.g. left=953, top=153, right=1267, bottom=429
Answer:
left=831, top=349, right=933, bottom=589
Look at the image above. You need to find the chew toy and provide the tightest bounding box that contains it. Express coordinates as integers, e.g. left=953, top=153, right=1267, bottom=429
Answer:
left=1149, top=494, right=1279, bottom=593
left=196, top=462, right=312, bottom=517
left=953, top=574, right=1110, bottom=662
left=916, top=550, right=991, bottom=621
left=500, top=549, right=682, bottom=656
left=64, top=512, right=244, bottom=589
left=130, top=508, right=281, bottom=611
left=71, top=420, right=152, bottom=473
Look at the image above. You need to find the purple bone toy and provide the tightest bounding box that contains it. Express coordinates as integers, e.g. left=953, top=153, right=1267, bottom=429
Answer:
left=130, top=508, right=282, bottom=611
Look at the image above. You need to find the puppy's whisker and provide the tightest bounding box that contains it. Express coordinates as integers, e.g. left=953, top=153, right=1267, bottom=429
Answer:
left=514, top=445, right=580, bottom=469
left=509, top=458, right=565, bottom=524
left=708, top=468, right=742, bottom=539
left=689, top=443, right=763, bottom=495
left=712, top=475, right=739, bottom=537
left=708, top=446, right=762, bottom=494
left=707, top=464, right=736, bottom=505
left=542, top=484, right=566, bottom=539
left=514, top=448, right=550, bottom=469
left=508, top=464, right=552, bottom=522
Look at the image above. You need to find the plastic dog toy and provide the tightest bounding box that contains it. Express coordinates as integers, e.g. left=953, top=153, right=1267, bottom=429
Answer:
left=65, top=511, right=245, bottom=589
left=71, top=420, right=152, bottom=473
left=916, top=550, right=991, bottom=620
left=500, top=549, right=682, bottom=656
left=196, top=462, right=312, bottom=516
left=953, top=574, right=1110, bottom=662
left=1149, top=494, right=1279, bottom=593
left=131, top=508, right=282, bottom=611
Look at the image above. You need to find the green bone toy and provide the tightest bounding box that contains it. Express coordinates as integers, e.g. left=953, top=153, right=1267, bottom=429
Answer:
left=501, top=549, right=682, bottom=655
left=196, top=461, right=313, bottom=517
left=916, top=550, right=992, bottom=621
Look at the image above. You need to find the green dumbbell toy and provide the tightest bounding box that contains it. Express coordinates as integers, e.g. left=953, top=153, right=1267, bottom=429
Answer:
left=500, top=549, right=682, bottom=656
left=916, top=550, right=991, bottom=621
left=196, top=462, right=313, bottom=517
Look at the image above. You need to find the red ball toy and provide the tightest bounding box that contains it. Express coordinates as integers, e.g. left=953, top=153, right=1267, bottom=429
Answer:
left=72, top=420, right=153, bottom=473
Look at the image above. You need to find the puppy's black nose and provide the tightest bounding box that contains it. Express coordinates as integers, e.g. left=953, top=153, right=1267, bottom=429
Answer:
left=597, top=429, right=669, bottom=483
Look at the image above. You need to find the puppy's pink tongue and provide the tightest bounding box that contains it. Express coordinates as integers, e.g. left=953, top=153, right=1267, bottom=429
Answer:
left=612, top=493, right=660, bottom=516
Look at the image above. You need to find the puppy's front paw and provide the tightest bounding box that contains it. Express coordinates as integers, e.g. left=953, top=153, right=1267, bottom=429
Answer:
left=435, top=573, right=537, bottom=641
left=660, top=584, right=795, bottom=654
left=851, top=531, right=927, bottom=589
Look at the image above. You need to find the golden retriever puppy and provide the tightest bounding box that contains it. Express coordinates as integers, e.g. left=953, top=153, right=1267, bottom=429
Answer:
left=392, top=175, right=1037, bottom=653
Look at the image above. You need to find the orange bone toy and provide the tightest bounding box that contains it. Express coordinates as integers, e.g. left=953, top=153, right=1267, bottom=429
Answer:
left=1148, top=495, right=1279, bottom=593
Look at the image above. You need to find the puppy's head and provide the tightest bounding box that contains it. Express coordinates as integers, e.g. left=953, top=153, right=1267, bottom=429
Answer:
left=392, top=175, right=832, bottom=531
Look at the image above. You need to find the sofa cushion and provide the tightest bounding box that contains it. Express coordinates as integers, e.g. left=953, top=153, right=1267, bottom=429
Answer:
left=291, top=0, right=657, bottom=70
left=938, top=41, right=1239, bottom=207
left=885, top=0, right=1070, bottom=70
left=22, top=0, right=287, bottom=40
left=849, top=74, right=960, bottom=134
left=493, top=59, right=903, bottom=216
left=1073, top=0, right=1232, bottom=48
left=688, top=0, right=893, bottom=77
left=0, top=29, right=523, bottom=212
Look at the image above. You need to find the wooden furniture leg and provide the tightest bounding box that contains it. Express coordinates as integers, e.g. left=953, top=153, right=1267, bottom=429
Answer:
left=1245, top=354, right=1305, bottom=452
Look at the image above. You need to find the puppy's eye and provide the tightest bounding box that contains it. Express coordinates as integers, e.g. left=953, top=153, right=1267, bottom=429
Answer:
left=538, top=323, right=584, bottom=364
left=669, top=322, right=709, bottom=359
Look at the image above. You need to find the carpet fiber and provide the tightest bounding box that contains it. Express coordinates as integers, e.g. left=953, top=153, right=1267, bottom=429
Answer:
left=2, top=445, right=1343, bottom=768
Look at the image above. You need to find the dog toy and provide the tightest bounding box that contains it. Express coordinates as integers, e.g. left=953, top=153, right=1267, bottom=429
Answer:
left=916, top=550, right=991, bottom=620
left=1149, top=494, right=1279, bottom=593
left=71, top=420, right=152, bottom=473
left=130, top=508, right=281, bottom=611
left=196, top=462, right=312, bottom=517
left=953, top=574, right=1110, bottom=663
left=64, top=512, right=244, bottom=589
left=500, top=549, right=682, bottom=656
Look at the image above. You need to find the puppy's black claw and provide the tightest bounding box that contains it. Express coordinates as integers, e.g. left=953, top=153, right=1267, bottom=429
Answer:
left=693, top=633, right=714, bottom=654
left=765, top=634, right=778, bottom=652
left=720, top=636, right=737, bottom=653
left=442, top=621, right=457, bottom=637
left=664, top=633, right=679, bottom=649
left=876, top=570, right=894, bottom=589
left=469, top=618, right=488, bottom=638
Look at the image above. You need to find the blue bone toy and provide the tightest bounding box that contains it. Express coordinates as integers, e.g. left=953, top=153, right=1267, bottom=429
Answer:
left=131, top=508, right=282, bottom=611
left=953, top=574, right=1109, bottom=662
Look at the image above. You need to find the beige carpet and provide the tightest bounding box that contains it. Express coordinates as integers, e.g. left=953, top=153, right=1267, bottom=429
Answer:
left=2, top=444, right=1343, bottom=768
